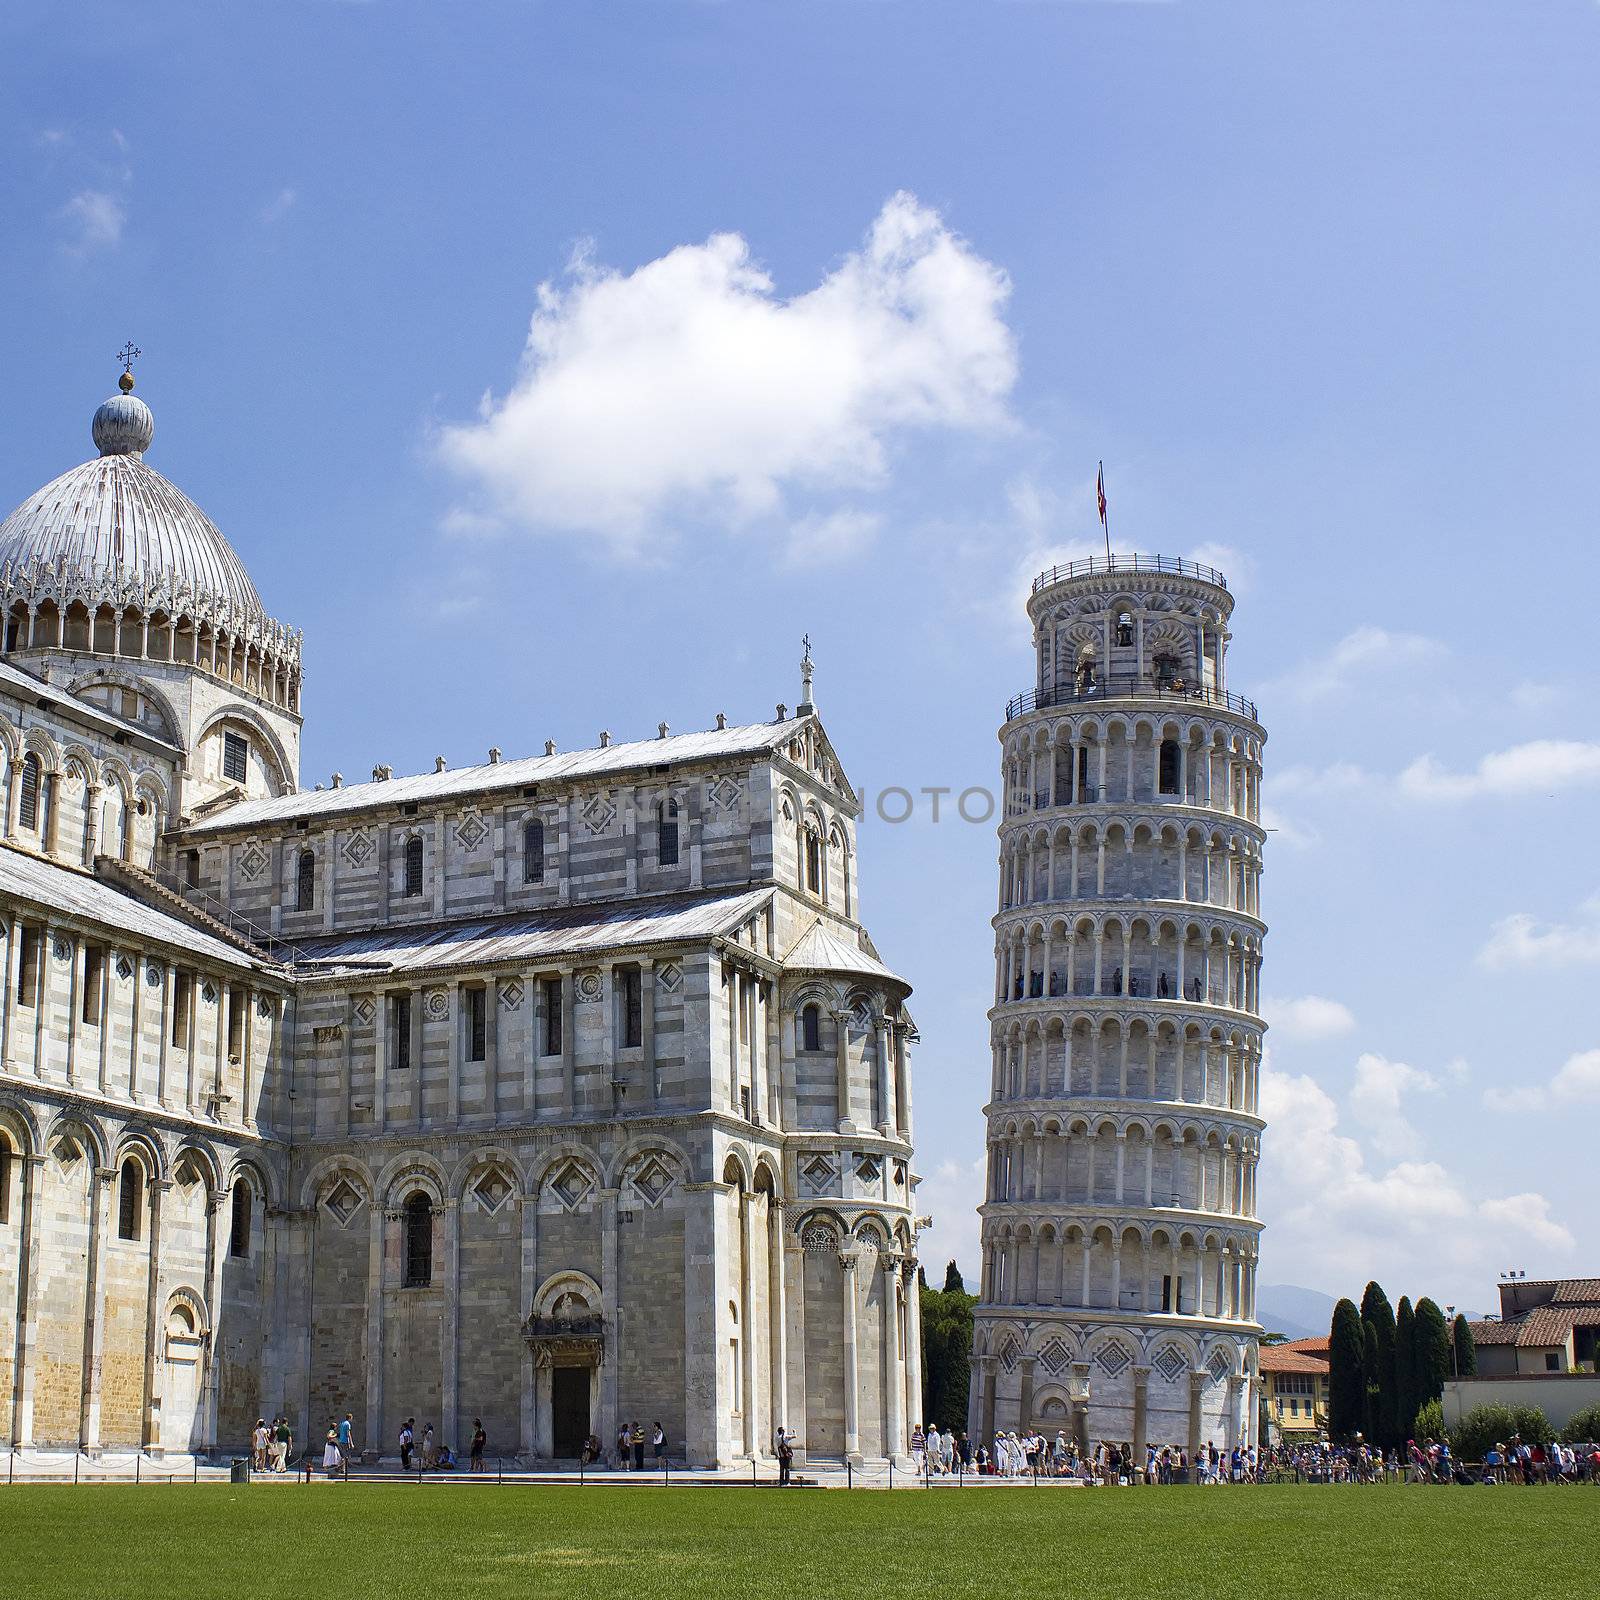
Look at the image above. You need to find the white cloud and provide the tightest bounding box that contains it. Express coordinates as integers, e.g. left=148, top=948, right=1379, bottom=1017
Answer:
left=914, top=1154, right=986, bottom=1288
left=781, top=507, right=882, bottom=569
left=1480, top=1048, right=1600, bottom=1115
left=261, top=187, right=297, bottom=224
left=439, top=192, right=1017, bottom=553
left=60, top=189, right=125, bottom=253
left=1263, top=994, right=1356, bottom=1042
left=1348, top=1052, right=1447, bottom=1159
left=1399, top=740, right=1600, bottom=802
left=1274, top=626, right=1446, bottom=702
left=1479, top=894, right=1600, bottom=969
left=1259, top=1059, right=1573, bottom=1298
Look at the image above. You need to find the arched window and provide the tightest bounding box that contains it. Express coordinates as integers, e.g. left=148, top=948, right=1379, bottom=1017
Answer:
left=0, top=1143, right=11, bottom=1226
left=1159, top=739, right=1181, bottom=796
left=805, top=830, right=821, bottom=894
left=229, top=1179, right=252, bottom=1258
left=403, top=835, right=424, bottom=898
left=523, top=819, right=544, bottom=884
left=403, top=1192, right=433, bottom=1287
left=18, top=753, right=41, bottom=831
left=296, top=848, right=315, bottom=911
left=657, top=799, right=679, bottom=867
left=1116, top=611, right=1134, bottom=649
left=118, top=1158, right=143, bottom=1241
left=802, top=1003, right=821, bottom=1053
left=1154, top=652, right=1182, bottom=690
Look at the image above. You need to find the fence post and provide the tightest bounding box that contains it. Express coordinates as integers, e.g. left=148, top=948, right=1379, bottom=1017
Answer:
left=888, top=1459, right=893, bottom=1490
left=193, top=1455, right=199, bottom=1484
left=751, top=1457, right=757, bottom=1487
left=135, top=1452, right=141, bottom=1485
left=579, top=1454, right=584, bottom=1487
left=497, top=1457, right=503, bottom=1486
left=846, top=1459, right=852, bottom=1490
left=74, top=1452, right=80, bottom=1485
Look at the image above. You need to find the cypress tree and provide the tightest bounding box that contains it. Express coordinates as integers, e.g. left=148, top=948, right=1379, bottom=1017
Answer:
left=1360, top=1282, right=1398, bottom=1446
left=943, top=1260, right=966, bottom=1294
left=1452, top=1313, right=1477, bottom=1379
left=1362, top=1321, right=1382, bottom=1441
left=1413, top=1298, right=1452, bottom=1411
left=1394, top=1296, right=1417, bottom=1439
left=1328, top=1298, right=1366, bottom=1440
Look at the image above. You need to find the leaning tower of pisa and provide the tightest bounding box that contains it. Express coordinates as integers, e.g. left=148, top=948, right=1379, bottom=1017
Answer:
left=969, top=554, right=1266, bottom=1465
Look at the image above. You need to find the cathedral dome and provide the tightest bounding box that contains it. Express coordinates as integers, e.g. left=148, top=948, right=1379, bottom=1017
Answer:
left=0, top=383, right=266, bottom=618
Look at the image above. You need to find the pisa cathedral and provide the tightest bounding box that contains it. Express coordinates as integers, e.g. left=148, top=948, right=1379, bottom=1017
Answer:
left=972, top=556, right=1266, bottom=1458
left=0, top=371, right=922, bottom=1467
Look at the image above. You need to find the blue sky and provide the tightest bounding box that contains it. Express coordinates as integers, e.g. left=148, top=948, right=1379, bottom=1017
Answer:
left=4, top=0, right=1597, bottom=1314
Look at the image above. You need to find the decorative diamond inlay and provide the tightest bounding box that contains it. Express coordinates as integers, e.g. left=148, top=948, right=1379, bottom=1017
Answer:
left=342, top=829, right=375, bottom=870
left=1095, top=1341, right=1133, bottom=1379
left=472, top=1169, right=514, bottom=1215
left=999, top=1338, right=1020, bottom=1375
left=1208, top=1348, right=1232, bottom=1383
left=454, top=809, right=488, bottom=851
left=201, top=980, right=217, bottom=1003
left=237, top=840, right=268, bottom=882
left=352, top=997, right=376, bottom=1027
left=854, top=1155, right=881, bottom=1184
left=580, top=792, right=617, bottom=836
left=1153, top=1345, right=1187, bottom=1384
left=323, top=1180, right=363, bottom=1226
left=656, top=962, right=681, bottom=993
left=548, top=1159, right=593, bottom=1211
left=801, top=1154, right=836, bottom=1192
left=1039, top=1337, right=1070, bottom=1375
left=705, top=775, right=743, bottom=814
left=630, top=1155, right=675, bottom=1207
left=499, top=979, right=523, bottom=1011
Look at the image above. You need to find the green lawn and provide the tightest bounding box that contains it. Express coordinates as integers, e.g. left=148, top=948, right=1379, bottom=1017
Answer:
left=3, top=1482, right=1592, bottom=1598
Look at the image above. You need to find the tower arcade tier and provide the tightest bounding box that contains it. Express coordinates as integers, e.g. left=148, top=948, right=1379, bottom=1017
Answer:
left=971, top=554, right=1267, bottom=1464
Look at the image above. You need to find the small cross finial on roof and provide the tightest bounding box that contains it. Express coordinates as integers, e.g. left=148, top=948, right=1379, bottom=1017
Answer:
left=798, top=633, right=815, bottom=712
left=116, top=341, right=142, bottom=393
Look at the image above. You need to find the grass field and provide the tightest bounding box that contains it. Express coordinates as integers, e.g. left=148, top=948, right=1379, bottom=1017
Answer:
left=3, top=1482, right=1592, bottom=1598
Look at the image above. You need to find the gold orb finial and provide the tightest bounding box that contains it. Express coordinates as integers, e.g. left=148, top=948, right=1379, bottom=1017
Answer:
left=116, top=340, right=141, bottom=392
left=119, top=369, right=135, bottom=393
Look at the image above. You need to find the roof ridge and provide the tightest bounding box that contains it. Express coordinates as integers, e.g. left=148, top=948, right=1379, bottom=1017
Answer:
left=94, top=855, right=276, bottom=961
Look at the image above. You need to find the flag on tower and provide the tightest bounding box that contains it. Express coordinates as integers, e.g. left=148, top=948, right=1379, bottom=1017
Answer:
left=1096, top=462, right=1107, bottom=529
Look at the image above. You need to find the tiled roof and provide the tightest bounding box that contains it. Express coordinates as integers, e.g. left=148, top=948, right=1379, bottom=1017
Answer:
left=1280, top=1336, right=1331, bottom=1357
left=1470, top=1306, right=1600, bottom=1349
left=0, top=657, right=179, bottom=754
left=0, top=842, right=267, bottom=972
left=287, top=886, right=774, bottom=980
left=1549, top=1279, right=1600, bottom=1305
left=1260, top=1346, right=1328, bottom=1375
left=181, top=719, right=809, bottom=836
left=1468, top=1319, right=1520, bottom=1346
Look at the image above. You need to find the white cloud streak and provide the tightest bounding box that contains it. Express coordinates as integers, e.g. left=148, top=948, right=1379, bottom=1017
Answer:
left=1482, top=1048, right=1600, bottom=1114
left=439, top=193, right=1017, bottom=553
left=1263, top=994, right=1357, bottom=1042
left=1399, top=740, right=1600, bottom=802
left=60, top=189, right=125, bottom=253
left=1479, top=893, right=1600, bottom=969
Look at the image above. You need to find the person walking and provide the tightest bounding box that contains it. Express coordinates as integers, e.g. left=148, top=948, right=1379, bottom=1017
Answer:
left=776, top=1427, right=794, bottom=1487
left=251, top=1419, right=269, bottom=1472
left=322, top=1429, right=341, bottom=1477
left=272, top=1416, right=292, bottom=1473
left=336, top=1413, right=354, bottom=1471
left=652, top=1422, right=666, bottom=1468
left=631, top=1421, right=646, bottom=1472
left=471, top=1419, right=486, bottom=1473
left=399, top=1417, right=415, bottom=1472
left=617, top=1421, right=630, bottom=1469
left=421, top=1422, right=436, bottom=1469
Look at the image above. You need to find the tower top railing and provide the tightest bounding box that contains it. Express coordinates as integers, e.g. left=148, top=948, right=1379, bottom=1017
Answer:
left=1005, top=675, right=1258, bottom=724
left=1031, top=554, right=1229, bottom=595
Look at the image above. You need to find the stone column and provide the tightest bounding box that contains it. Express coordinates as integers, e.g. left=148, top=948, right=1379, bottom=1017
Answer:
left=441, top=1199, right=460, bottom=1448
left=139, top=1177, right=169, bottom=1449
left=80, top=1165, right=115, bottom=1450
left=1132, top=1366, right=1151, bottom=1477
left=681, top=1182, right=726, bottom=1466
left=738, top=1186, right=755, bottom=1455
left=978, top=1354, right=997, bottom=1446
left=8, top=1153, right=46, bottom=1446
left=447, top=980, right=462, bottom=1127
left=373, top=992, right=388, bottom=1129
left=1069, top=1363, right=1092, bottom=1457
left=641, top=957, right=656, bottom=1108
left=198, top=1185, right=227, bottom=1452
left=893, top=1025, right=911, bottom=1140
left=874, top=1018, right=893, bottom=1134
left=597, top=1189, right=620, bottom=1458
left=833, top=1009, right=853, bottom=1132
left=364, top=1201, right=386, bottom=1451
left=1017, top=1354, right=1037, bottom=1434
left=560, top=970, right=576, bottom=1117
left=767, top=1199, right=788, bottom=1439
left=1187, top=1370, right=1205, bottom=1461
left=518, top=1192, right=539, bottom=1459
left=840, top=1250, right=861, bottom=1464
left=904, top=1258, right=924, bottom=1429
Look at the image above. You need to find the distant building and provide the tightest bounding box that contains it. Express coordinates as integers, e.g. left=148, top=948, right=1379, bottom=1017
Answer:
left=1259, top=1336, right=1328, bottom=1442
left=1469, top=1278, right=1600, bottom=1376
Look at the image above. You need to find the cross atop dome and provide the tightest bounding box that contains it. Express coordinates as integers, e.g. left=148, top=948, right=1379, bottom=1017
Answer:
left=117, top=340, right=141, bottom=393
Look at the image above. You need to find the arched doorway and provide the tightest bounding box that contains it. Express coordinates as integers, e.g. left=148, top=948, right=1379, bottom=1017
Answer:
left=525, top=1275, right=605, bottom=1460
left=161, top=1297, right=206, bottom=1451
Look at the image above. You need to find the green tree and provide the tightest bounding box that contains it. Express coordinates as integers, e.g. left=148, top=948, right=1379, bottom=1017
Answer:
left=1394, top=1297, right=1417, bottom=1441
left=1328, top=1298, right=1366, bottom=1440
left=1413, top=1298, right=1452, bottom=1410
left=919, top=1261, right=976, bottom=1433
left=1559, top=1404, right=1600, bottom=1445
left=1451, top=1313, right=1476, bottom=1378
left=1362, top=1321, right=1382, bottom=1442
left=1360, top=1281, right=1398, bottom=1446
left=1413, top=1398, right=1445, bottom=1442
left=1452, top=1403, right=1553, bottom=1461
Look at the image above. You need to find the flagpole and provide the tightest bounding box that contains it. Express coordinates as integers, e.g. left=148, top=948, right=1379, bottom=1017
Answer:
left=1099, top=461, right=1111, bottom=565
